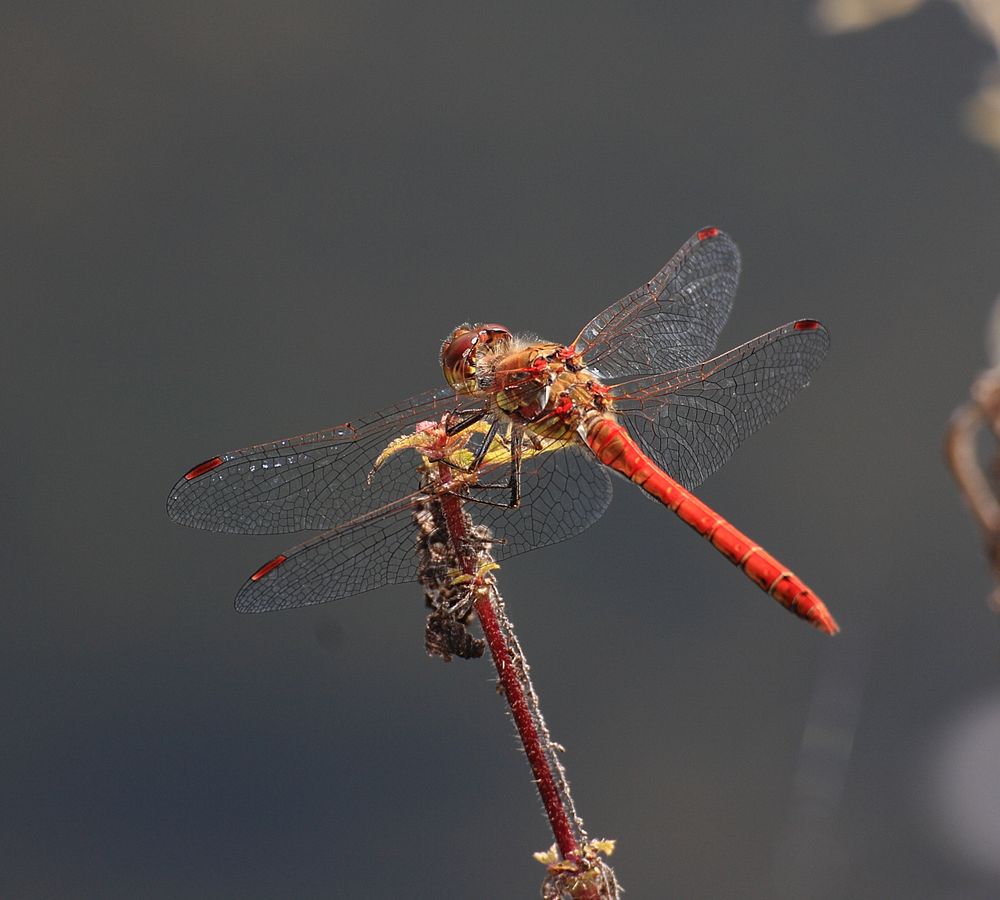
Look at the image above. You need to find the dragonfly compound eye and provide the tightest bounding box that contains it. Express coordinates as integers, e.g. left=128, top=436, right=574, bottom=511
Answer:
left=441, top=323, right=511, bottom=392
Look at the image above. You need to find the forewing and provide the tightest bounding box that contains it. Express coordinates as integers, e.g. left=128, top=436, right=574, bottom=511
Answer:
left=573, top=228, right=741, bottom=381
left=611, top=320, right=830, bottom=490
left=166, top=386, right=463, bottom=534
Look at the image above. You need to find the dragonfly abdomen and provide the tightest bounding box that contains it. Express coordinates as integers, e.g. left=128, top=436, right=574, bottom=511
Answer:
left=584, top=416, right=839, bottom=635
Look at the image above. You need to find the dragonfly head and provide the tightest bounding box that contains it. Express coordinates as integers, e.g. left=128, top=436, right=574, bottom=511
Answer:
left=441, top=323, right=512, bottom=393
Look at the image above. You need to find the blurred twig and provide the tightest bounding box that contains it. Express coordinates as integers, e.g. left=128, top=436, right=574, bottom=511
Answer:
left=946, top=353, right=1000, bottom=611
left=815, top=0, right=1000, bottom=158
left=816, top=1, right=1000, bottom=608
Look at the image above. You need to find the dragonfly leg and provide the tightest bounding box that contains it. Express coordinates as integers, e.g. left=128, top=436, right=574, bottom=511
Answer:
left=508, top=426, right=523, bottom=507
left=444, top=405, right=489, bottom=436
left=439, top=412, right=505, bottom=479
left=469, top=418, right=502, bottom=471
left=466, top=426, right=523, bottom=508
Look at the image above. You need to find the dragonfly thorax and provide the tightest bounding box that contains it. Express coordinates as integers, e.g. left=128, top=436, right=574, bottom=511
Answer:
left=491, top=343, right=614, bottom=442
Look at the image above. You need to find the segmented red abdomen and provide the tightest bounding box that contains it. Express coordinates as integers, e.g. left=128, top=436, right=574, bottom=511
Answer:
left=585, top=417, right=838, bottom=635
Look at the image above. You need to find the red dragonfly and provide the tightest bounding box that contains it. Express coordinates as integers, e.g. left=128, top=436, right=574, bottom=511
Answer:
left=168, top=227, right=838, bottom=634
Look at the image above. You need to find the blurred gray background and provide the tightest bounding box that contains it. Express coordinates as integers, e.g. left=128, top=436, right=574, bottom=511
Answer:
left=6, top=2, right=1000, bottom=897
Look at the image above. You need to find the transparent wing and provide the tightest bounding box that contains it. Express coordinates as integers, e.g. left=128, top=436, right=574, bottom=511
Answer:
left=166, top=386, right=466, bottom=534
left=234, top=498, right=424, bottom=612
left=572, top=227, right=741, bottom=381
left=610, top=320, right=830, bottom=490
left=235, top=447, right=613, bottom=612
left=479, top=444, right=613, bottom=557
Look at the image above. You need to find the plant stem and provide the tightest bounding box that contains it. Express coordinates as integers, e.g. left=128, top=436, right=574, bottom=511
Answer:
left=432, top=459, right=617, bottom=899
left=434, top=468, right=580, bottom=854
left=472, top=583, right=581, bottom=857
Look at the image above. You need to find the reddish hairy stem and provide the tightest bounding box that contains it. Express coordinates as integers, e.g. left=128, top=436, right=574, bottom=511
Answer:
left=435, top=463, right=580, bottom=862
left=472, top=589, right=580, bottom=859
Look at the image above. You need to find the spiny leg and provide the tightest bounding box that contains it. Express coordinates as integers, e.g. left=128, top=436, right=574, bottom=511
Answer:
left=444, top=405, right=489, bottom=437
left=467, top=424, right=524, bottom=509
